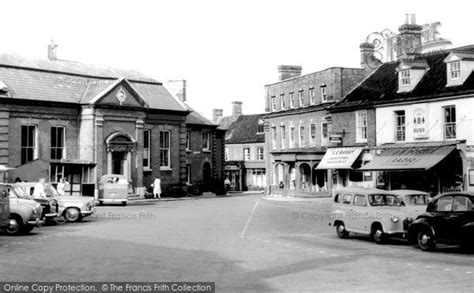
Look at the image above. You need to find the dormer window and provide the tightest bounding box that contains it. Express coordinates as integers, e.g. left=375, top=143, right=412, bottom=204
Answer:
left=320, top=85, right=328, bottom=102
left=400, top=70, right=411, bottom=86
left=257, top=119, right=264, bottom=133
left=449, top=61, right=461, bottom=80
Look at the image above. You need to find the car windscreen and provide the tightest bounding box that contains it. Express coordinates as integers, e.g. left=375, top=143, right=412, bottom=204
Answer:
left=368, top=194, right=401, bottom=206
left=405, top=194, right=429, bottom=205
left=44, top=185, right=59, bottom=197
left=10, top=186, right=33, bottom=199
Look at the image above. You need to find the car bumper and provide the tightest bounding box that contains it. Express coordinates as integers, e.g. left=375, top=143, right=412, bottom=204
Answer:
left=44, top=213, right=58, bottom=219
left=81, top=208, right=95, bottom=217
left=27, top=218, right=44, bottom=227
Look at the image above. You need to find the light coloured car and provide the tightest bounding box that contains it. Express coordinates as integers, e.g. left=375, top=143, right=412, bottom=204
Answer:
left=391, top=189, right=430, bottom=217
left=0, top=183, right=43, bottom=235
left=16, top=182, right=95, bottom=222
left=0, top=185, right=9, bottom=229
left=329, top=187, right=413, bottom=244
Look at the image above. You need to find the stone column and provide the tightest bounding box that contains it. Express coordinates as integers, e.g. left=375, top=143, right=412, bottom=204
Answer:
left=135, top=119, right=145, bottom=197
left=94, top=116, right=104, bottom=199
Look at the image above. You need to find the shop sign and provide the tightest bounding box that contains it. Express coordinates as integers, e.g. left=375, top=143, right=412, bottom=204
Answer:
left=413, top=107, right=428, bottom=139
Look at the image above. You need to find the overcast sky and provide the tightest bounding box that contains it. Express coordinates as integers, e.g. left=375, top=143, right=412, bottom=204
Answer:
left=1, top=0, right=472, bottom=119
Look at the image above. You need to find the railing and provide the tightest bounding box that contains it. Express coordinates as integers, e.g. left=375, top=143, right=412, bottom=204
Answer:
left=444, top=123, right=456, bottom=139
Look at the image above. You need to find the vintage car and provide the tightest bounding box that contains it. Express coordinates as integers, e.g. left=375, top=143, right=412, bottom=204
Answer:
left=407, top=192, right=474, bottom=251
left=9, top=184, right=58, bottom=222
left=0, top=184, right=43, bottom=235
left=0, top=184, right=10, bottom=229
left=391, top=189, right=431, bottom=217
left=330, top=187, right=413, bottom=244
left=16, top=182, right=95, bottom=222
left=98, top=174, right=129, bottom=206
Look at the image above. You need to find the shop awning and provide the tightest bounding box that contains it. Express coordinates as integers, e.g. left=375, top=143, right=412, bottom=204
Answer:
left=359, top=145, right=456, bottom=171
left=316, top=147, right=363, bottom=169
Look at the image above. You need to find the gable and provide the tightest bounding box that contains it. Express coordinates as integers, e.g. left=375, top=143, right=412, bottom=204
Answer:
left=91, top=80, right=147, bottom=108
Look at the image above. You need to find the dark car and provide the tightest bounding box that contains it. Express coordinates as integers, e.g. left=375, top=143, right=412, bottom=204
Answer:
left=407, top=192, right=474, bottom=251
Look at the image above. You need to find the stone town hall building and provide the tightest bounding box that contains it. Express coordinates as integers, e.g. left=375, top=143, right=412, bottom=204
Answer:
left=0, top=48, right=223, bottom=197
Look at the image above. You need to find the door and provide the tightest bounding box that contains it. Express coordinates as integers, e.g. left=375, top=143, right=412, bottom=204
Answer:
left=351, top=194, right=369, bottom=233
left=450, top=195, right=474, bottom=241
left=202, top=162, right=212, bottom=192
left=112, top=152, right=126, bottom=175
left=431, top=195, right=454, bottom=240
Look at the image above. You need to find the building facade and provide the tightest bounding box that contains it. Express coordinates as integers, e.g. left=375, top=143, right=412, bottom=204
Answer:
left=0, top=51, right=194, bottom=198
left=264, top=60, right=372, bottom=196
left=328, top=19, right=474, bottom=194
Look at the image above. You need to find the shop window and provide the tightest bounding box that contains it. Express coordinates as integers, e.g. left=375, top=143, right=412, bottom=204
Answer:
left=143, top=130, right=151, bottom=168
left=21, top=125, right=37, bottom=164
left=444, top=106, right=456, bottom=140
left=51, top=126, right=65, bottom=160
left=395, top=110, right=406, bottom=142
left=160, top=130, right=170, bottom=169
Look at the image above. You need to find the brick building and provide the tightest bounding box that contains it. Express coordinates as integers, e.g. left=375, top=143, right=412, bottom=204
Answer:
left=264, top=56, right=372, bottom=196
left=0, top=49, right=194, bottom=198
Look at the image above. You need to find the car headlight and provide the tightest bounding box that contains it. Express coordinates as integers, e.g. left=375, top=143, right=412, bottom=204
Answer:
left=391, top=216, right=399, bottom=223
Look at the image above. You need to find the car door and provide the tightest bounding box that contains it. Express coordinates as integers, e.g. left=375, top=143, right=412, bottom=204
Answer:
left=431, top=195, right=454, bottom=241
left=450, top=195, right=474, bottom=241
left=350, top=194, right=369, bottom=233
left=340, top=193, right=355, bottom=230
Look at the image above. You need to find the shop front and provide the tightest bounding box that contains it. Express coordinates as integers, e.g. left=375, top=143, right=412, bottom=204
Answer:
left=359, top=142, right=465, bottom=195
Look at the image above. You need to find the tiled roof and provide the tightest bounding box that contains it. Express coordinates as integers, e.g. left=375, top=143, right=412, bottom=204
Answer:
left=0, top=53, right=187, bottom=112
left=225, top=114, right=265, bottom=144
left=184, top=103, right=217, bottom=126
left=332, top=46, right=474, bottom=110
left=217, top=116, right=237, bottom=130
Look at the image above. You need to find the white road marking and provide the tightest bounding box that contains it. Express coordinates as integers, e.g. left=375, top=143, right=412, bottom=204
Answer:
left=240, top=200, right=259, bottom=238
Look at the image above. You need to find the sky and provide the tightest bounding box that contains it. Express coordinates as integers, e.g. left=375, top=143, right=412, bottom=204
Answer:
left=1, top=0, right=473, bottom=120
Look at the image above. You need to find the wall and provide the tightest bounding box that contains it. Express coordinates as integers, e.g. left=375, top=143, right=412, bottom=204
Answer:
left=331, top=109, right=376, bottom=147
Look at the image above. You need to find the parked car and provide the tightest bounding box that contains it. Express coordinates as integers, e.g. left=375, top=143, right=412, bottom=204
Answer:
left=407, top=192, right=474, bottom=251
left=16, top=182, right=95, bottom=222
left=391, top=189, right=431, bottom=217
left=9, top=183, right=58, bottom=222
left=98, top=174, right=129, bottom=206
left=329, top=187, right=413, bottom=244
left=0, top=184, right=10, bottom=229
left=0, top=183, right=43, bottom=235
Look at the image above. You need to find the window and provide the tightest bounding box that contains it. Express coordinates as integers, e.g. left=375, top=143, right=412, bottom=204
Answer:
left=280, top=125, right=286, bottom=149
left=356, top=111, right=368, bottom=142
left=243, top=148, right=250, bottom=161
left=401, top=70, right=411, bottom=86
left=342, top=194, right=352, bottom=204
left=143, top=130, right=151, bottom=168
left=310, top=124, right=316, bottom=147
left=436, top=196, right=453, bottom=212
left=309, top=88, right=315, bottom=105
left=21, top=125, right=36, bottom=164
left=289, top=92, right=295, bottom=108
left=299, top=90, right=304, bottom=107
left=395, top=111, right=406, bottom=142
left=444, top=106, right=456, bottom=139
left=271, top=96, right=276, bottom=111
left=186, top=165, right=191, bottom=184
left=51, top=127, right=65, bottom=160
left=321, top=122, right=329, bottom=146
left=257, top=147, right=264, bottom=160
left=271, top=126, right=276, bottom=149
left=186, top=131, right=191, bottom=151
left=289, top=126, right=295, bottom=148
left=257, top=120, right=264, bottom=133
left=321, top=85, right=328, bottom=102
left=354, top=195, right=367, bottom=207
left=299, top=125, right=305, bottom=147
left=202, top=131, right=210, bottom=150
left=469, top=170, right=474, bottom=186
left=453, top=196, right=472, bottom=212
left=225, top=148, right=229, bottom=161
left=160, top=130, right=170, bottom=168
left=280, top=93, right=285, bottom=110
left=449, top=61, right=461, bottom=80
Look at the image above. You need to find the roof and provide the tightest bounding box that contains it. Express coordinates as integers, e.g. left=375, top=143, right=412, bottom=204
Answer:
left=183, top=103, right=217, bottom=126
left=224, top=114, right=265, bottom=144
left=333, top=187, right=396, bottom=195
left=332, top=45, right=474, bottom=111
left=0, top=53, right=187, bottom=112
left=217, top=115, right=237, bottom=130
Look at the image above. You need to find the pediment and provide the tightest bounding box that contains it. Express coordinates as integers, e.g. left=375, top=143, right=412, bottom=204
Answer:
left=83, top=79, right=148, bottom=108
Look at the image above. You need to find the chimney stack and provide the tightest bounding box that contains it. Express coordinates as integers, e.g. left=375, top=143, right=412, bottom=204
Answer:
left=278, top=65, right=302, bottom=81
left=231, top=101, right=242, bottom=116
left=360, top=42, right=381, bottom=70
left=396, top=13, right=422, bottom=59
left=165, top=80, right=187, bottom=102
left=47, top=40, right=58, bottom=61
left=213, top=109, right=223, bottom=122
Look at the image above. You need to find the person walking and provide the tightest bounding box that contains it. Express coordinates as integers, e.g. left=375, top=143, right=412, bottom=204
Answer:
left=57, top=178, right=68, bottom=196
left=153, top=176, right=161, bottom=199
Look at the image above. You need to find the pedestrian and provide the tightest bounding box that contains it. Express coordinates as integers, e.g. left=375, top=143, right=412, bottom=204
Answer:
left=33, top=178, right=46, bottom=198
left=153, top=176, right=161, bottom=199
left=57, top=178, right=68, bottom=196
left=224, top=177, right=231, bottom=192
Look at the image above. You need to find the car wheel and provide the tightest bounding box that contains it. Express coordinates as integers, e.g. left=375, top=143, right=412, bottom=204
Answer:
left=64, top=208, right=81, bottom=222
left=336, top=223, right=349, bottom=239
left=4, top=215, right=23, bottom=236
left=372, top=226, right=386, bottom=244
left=417, top=228, right=436, bottom=251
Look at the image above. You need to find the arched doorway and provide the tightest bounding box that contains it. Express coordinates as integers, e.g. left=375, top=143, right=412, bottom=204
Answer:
left=202, top=162, right=212, bottom=192
left=106, top=133, right=135, bottom=179
left=299, top=163, right=311, bottom=191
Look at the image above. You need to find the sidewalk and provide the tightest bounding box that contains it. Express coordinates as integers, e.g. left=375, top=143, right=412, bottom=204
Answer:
left=125, top=190, right=263, bottom=204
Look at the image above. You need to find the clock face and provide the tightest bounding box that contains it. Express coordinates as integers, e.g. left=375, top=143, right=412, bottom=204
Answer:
left=115, top=88, right=127, bottom=104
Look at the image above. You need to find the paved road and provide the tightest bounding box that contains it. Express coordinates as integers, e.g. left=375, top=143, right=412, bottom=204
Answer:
left=1, top=194, right=473, bottom=292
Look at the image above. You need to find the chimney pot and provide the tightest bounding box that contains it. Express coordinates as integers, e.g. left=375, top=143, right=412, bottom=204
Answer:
left=47, top=40, right=58, bottom=61
left=212, top=109, right=223, bottom=122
